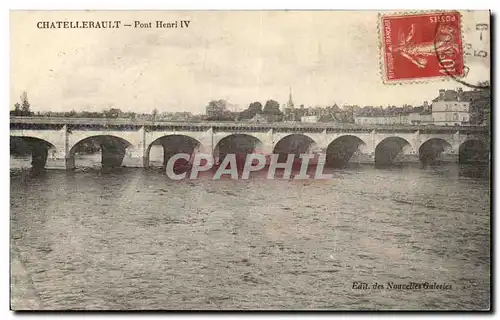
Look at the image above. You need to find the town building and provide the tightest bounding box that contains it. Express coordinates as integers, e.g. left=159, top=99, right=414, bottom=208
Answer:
left=281, top=87, right=483, bottom=126
left=408, top=101, right=433, bottom=125
left=301, top=115, right=318, bottom=123
left=353, top=102, right=433, bottom=126
left=431, top=89, right=471, bottom=126
left=354, top=114, right=410, bottom=125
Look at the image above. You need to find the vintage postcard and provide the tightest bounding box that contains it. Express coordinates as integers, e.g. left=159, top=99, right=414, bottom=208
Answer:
left=10, top=10, right=491, bottom=311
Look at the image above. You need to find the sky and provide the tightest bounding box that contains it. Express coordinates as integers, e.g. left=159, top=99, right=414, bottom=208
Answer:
left=10, top=10, right=490, bottom=114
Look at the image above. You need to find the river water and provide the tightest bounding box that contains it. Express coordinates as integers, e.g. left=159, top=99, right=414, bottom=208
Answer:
left=10, top=156, right=490, bottom=310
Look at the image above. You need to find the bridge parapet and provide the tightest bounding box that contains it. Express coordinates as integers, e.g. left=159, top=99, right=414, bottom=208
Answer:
left=10, top=116, right=490, bottom=134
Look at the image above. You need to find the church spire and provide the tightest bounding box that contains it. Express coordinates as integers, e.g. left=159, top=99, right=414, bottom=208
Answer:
left=287, top=86, right=294, bottom=109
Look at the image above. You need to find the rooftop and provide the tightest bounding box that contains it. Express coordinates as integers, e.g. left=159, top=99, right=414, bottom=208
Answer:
left=432, top=88, right=490, bottom=104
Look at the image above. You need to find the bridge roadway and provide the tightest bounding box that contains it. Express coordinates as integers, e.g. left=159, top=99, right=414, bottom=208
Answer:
left=9, top=116, right=491, bottom=132
left=10, top=117, right=490, bottom=170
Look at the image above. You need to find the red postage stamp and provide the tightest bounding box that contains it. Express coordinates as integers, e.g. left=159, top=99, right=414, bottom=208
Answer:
left=380, top=11, right=464, bottom=83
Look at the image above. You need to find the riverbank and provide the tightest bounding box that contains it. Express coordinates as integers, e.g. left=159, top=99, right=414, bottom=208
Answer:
left=10, top=248, right=43, bottom=310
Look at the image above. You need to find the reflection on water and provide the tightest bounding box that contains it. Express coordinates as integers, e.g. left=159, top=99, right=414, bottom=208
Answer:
left=10, top=161, right=490, bottom=310
left=10, top=145, right=165, bottom=169
left=457, top=164, right=491, bottom=179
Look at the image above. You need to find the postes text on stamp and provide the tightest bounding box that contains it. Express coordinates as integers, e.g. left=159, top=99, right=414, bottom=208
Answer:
left=380, top=11, right=464, bottom=83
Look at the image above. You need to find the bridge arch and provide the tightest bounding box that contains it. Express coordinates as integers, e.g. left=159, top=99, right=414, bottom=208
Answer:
left=419, top=138, right=453, bottom=165
left=213, top=133, right=264, bottom=165
left=68, top=135, right=133, bottom=169
left=375, top=137, right=414, bottom=166
left=10, top=131, right=61, bottom=151
left=146, top=134, right=203, bottom=168
left=273, top=133, right=318, bottom=162
left=459, top=139, right=489, bottom=163
left=326, top=135, right=367, bottom=167
left=10, top=136, right=57, bottom=170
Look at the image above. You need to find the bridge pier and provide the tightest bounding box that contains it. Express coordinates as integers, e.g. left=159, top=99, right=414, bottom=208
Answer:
left=163, top=151, right=177, bottom=168
left=65, top=156, right=75, bottom=170
left=31, top=144, right=48, bottom=171
left=421, top=152, right=459, bottom=165
left=375, top=152, right=420, bottom=166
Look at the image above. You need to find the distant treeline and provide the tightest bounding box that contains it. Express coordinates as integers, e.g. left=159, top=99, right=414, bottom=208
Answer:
left=10, top=108, right=135, bottom=119
left=10, top=84, right=491, bottom=125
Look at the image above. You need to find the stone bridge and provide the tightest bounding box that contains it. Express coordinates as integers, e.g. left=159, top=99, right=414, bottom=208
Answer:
left=10, top=117, right=490, bottom=170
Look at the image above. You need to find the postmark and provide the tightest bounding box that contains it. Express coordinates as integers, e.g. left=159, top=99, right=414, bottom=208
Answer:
left=380, top=11, right=464, bottom=84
